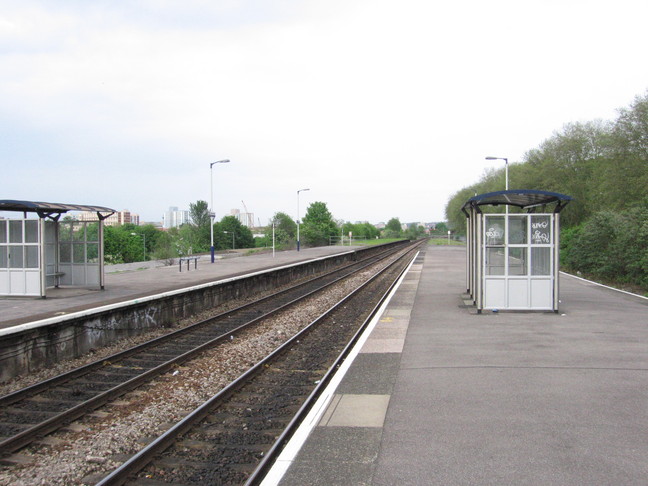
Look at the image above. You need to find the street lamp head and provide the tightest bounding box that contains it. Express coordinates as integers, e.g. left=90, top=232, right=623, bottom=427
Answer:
left=210, top=159, right=230, bottom=168
left=297, top=188, right=310, bottom=194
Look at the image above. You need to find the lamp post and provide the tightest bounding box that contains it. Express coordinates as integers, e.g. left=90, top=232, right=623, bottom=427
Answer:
left=130, top=232, right=146, bottom=261
left=210, top=159, right=230, bottom=263
left=223, top=231, right=235, bottom=250
left=485, top=156, right=509, bottom=214
left=485, top=156, right=508, bottom=191
left=296, top=188, right=310, bottom=251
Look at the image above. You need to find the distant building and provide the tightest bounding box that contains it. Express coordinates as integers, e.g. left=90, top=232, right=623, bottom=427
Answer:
left=230, top=208, right=254, bottom=228
left=163, top=206, right=190, bottom=229
left=77, top=209, right=139, bottom=226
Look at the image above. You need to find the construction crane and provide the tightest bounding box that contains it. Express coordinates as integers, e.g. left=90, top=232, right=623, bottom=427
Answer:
left=241, top=200, right=253, bottom=228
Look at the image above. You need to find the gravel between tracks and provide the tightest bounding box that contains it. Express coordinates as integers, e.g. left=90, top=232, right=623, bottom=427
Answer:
left=0, top=263, right=384, bottom=486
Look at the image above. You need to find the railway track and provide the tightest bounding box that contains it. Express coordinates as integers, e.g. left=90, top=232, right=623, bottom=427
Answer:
left=96, top=240, right=423, bottom=485
left=0, top=241, right=413, bottom=457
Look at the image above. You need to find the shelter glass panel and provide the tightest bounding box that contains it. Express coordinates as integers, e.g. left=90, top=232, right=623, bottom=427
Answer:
left=9, top=221, right=23, bottom=243
left=531, top=215, right=552, bottom=244
left=9, top=246, right=23, bottom=268
left=531, top=247, right=551, bottom=275
left=60, top=243, right=72, bottom=263
left=0, top=221, right=6, bottom=243
left=508, top=216, right=527, bottom=244
left=59, top=222, right=72, bottom=241
left=0, top=247, right=6, bottom=267
left=45, top=221, right=56, bottom=244
left=25, top=246, right=39, bottom=268
left=508, top=247, right=527, bottom=276
left=25, top=220, right=39, bottom=243
left=485, top=216, right=505, bottom=246
left=73, top=225, right=85, bottom=241
left=87, top=243, right=99, bottom=263
left=86, top=223, right=99, bottom=242
left=486, top=247, right=505, bottom=275
left=73, top=244, right=85, bottom=263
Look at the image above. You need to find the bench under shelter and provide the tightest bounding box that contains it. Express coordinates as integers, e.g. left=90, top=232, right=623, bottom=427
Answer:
left=462, top=190, right=572, bottom=313
left=0, top=200, right=115, bottom=297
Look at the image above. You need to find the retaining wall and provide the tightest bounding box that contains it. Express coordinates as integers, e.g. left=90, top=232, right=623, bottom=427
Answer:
left=0, top=242, right=406, bottom=382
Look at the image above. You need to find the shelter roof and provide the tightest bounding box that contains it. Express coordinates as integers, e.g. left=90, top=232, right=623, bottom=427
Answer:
left=461, top=190, right=572, bottom=215
left=0, top=200, right=115, bottom=220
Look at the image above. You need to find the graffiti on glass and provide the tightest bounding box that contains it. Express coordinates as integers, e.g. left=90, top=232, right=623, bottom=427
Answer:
left=531, top=220, right=550, bottom=244
left=486, top=226, right=503, bottom=244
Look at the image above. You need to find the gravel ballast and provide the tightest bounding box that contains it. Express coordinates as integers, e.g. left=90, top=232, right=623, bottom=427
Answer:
left=0, top=261, right=389, bottom=486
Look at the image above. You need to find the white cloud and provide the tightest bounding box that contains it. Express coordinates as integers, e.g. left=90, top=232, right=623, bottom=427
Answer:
left=1, top=0, right=647, bottom=224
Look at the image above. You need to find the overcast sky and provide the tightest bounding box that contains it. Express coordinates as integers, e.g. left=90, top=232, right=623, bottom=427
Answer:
left=2, top=0, right=647, bottom=225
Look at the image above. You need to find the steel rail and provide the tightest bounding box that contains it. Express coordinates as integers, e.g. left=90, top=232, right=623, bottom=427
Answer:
left=94, top=242, right=422, bottom=486
left=0, top=242, right=411, bottom=455
left=245, top=247, right=421, bottom=485
left=0, top=245, right=395, bottom=406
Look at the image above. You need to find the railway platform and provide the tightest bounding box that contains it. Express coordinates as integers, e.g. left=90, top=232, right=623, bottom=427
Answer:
left=0, top=246, right=354, bottom=330
left=269, top=245, right=648, bottom=485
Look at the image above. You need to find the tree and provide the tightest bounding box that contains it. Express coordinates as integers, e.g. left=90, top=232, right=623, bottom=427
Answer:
left=214, top=216, right=254, bottom=250
left=361, top=222, right=380, bottom=239
left=598, top=93, right=648, bottom=212
left=264, top=212, right=297, bottom=249
left=188, top=200, right=211, bottom=252
left=189, top=200, right=211, bottom=227
left=405, top=223, right=426, bottom=240
left=103, top=224, right=149, bottom=263
left=341, top=222, right=380, bottom=240
left=126, top=223, right=159, bottom=261
left=434, top=222, right=448, bottom=234
left=383, top=218, right=402, bottom=238
left=561, top=203, right=648, bottom=288
left=176, top=224, right=199, bottom=255
left=150, top=229, right=179, bottom=262
left=301, top=201, right=338, bottom=247
left=445, top=187, right=475, bottom=235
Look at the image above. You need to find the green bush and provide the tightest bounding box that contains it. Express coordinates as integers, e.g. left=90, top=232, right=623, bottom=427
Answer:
left=561, top=202, right=648, bottom=290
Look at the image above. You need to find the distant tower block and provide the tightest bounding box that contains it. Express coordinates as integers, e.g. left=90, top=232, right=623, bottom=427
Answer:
left=231, top=204, right=254, bottom=228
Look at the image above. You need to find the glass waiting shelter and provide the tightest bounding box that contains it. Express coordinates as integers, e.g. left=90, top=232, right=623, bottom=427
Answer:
left=0, top=200, right=115, bottom=297
left=462, top=190, right=572, bottom=313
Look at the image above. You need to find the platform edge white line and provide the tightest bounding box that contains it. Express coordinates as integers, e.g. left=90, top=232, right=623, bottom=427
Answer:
left=561, top=271, right=648, bottom=300
left=259, top=251, right=419, bottom=486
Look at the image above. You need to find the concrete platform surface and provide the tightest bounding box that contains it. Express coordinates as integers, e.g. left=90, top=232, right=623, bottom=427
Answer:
left=274, top=245, right=648, bottom=486
left=0, top=246, right=354, bottom=330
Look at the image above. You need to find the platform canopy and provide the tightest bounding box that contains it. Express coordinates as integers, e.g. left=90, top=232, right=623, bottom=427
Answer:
left=461, top=190, right=572, bottom=215
left=0, top=200, right=115, bottom=221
